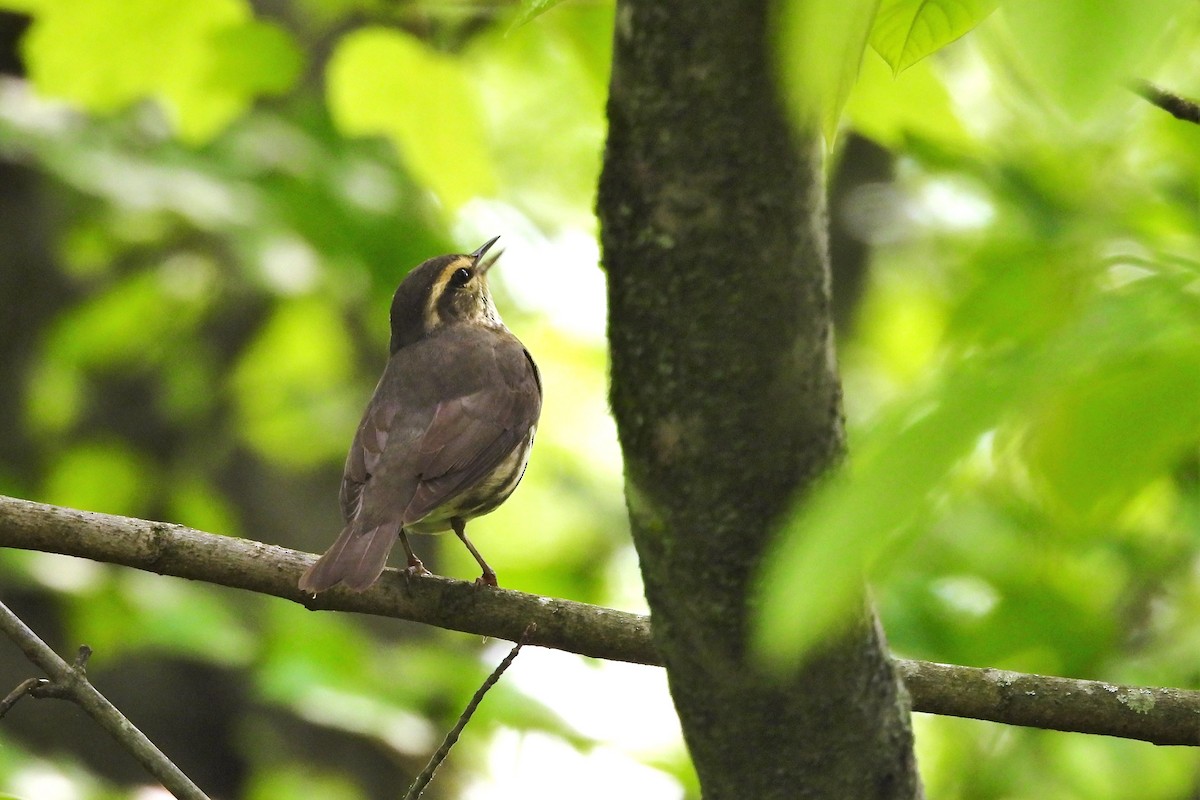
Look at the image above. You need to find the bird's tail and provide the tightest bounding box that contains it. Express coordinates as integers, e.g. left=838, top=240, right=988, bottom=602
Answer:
left=298, top=522, right=398, bottom=594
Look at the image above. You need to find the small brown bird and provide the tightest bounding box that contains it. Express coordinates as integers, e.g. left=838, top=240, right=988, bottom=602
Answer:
left=299, top=237, right=541, bottom=593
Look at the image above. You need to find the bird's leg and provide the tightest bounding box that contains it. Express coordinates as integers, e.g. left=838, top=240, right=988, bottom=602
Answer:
left=398, top=529, right=432, bottom=579
left=451, top=516, right=498, bottom=587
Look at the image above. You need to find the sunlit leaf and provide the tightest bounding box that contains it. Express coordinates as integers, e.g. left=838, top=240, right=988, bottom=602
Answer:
left=207, top=19, right=304, bottom=96
left=870, top=0, right=997, bottom=74
left=230, top=297, right=360, bottom=467
left=41, top=440, right=155, bottom=516
left=775, top=0, right=881, bottom=141
left=1025, top=356, right=1200, bottom=518
left=14, top=0, right=302, bottom=142
left=170, top=476, right=242, bottom=536
left=68, top=573, right=256, bottom=663
left=24, top=360, right=84, bottom=435
left=43, top=265, right=214, bottom=372
left=510, top=0, right=571, bottom=30
left=757, top=252, right=1200, bottom=668
left=845, top=49, right=968, bottom=147
left=1019, top=279, right=1200, bottom=520
left=326, top=27, right=496, bottom=209
left=245, top=768, right=365, bottom=800
left=467, top=6, right=611, bottom=228
left=999, top=0, right=1191, bottom=116
left=755, top=354, right=1038, bottom=667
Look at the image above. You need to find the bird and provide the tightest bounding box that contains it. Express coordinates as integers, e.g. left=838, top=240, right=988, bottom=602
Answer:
left=299, top=237, right=542, bottom=594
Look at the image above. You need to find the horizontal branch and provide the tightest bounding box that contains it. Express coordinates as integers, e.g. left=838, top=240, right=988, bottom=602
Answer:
left=0, top=495, right=655, bottom=664
left=1, top=495, right=1198, bottom=746
left=896, top=660, right=1200, bottom=746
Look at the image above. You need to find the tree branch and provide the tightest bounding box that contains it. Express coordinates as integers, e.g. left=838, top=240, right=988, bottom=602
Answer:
left=0, top=597, right=210, bottom=799
left=2, top=494, right=1199, bottom=746
left=0, top=494, right=656, bottom=664
left=896, top=660, right=1200, bottom=746
left=1134, top=80, right=1200, bottom=125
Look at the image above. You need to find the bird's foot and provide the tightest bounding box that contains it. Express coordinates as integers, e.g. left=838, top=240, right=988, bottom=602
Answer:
left=404, top=558, right=432, bottom=583
left=473, top=571, right=498, bottom=588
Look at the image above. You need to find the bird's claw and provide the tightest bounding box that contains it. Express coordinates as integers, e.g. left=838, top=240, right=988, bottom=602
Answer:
left=403, top=560, right=432, bottom=590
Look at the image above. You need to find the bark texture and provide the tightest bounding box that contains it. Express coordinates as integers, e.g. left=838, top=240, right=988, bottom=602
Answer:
left=598, top=3, right=921, bottom=797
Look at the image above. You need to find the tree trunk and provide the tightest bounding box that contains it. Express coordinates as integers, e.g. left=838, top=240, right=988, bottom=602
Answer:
left=597, top=2, right=922, bottom=797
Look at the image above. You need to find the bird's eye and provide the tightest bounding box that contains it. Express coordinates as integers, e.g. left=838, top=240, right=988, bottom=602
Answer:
left=450, top=267, right=473, bottom=288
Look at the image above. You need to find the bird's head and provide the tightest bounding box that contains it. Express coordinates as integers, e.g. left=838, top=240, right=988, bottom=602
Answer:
left=389, top=236, right=504, bottom=353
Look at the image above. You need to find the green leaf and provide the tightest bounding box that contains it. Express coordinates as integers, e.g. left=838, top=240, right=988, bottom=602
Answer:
left=774, top=0, right=881, bottom=141
left=870, top=0, right=997, bottom=74
left=754, top=356, right=1036, bottom=668
left=24, top=360, right=84, bottom=436
left=510, top=0, right=571, bottom=30
left=0, top=0, right=46, bottom=12
left=42, top=440, right=155, bottom=516
left=45, top=269, right=212, bottom=370
left=1000, top=0, right=1191, bottom=116
left=845, top=49, right=967, bottom=147
left=69, top=574, right=256, bottom=664
left=230, top=297, right=360, bottom=467
left=15, top=0, right=302, bottom=142
left=326, top=27, right=496, bottom=209
left=1023, top=351, right=1200, bottom=520
left=170, top=476, right=242, bottom=536
left=1017, top=275, right=1200, bottom=521
left=466, top=6, right=611, bottom=227
left=245, top=768, right=365, bottom=800
left=207, top=19, right=305, bottom=96
left=755, top=259, right=1200, bottom=669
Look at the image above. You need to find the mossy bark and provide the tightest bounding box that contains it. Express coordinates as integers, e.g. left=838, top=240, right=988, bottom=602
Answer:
left=598, top=2, right=922, bottom=797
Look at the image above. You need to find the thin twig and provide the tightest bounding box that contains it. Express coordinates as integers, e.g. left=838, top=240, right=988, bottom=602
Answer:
left=0, top=677, right=46, bottom=719
left=404, top=624, right=537, bottom=800
left=0, top=599, right=211, bottom=800
left=1133, top=80, right=1200, bottom=125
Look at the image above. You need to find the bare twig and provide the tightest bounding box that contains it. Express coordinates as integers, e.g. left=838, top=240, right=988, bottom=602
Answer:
left=0, top=598, right=210, bottom=799
left=1134, top=80, right=1200, bottom=125
left=2, top=494, right=1200, bottom=745
left=405, top=624, right=537, bottom=799
left=0, top=678, right=46, bottom=719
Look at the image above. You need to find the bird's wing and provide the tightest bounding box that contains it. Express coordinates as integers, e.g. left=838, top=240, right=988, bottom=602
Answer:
left=402, top=349, right=541, bottom=523
left=339, top=388, right=411, bottom=522
left=344, top=342, right=540, bottom=529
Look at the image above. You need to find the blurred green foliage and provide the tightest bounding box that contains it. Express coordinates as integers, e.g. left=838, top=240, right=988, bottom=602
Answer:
left=0, top=2, right=634, bottom=798
left=15, top=0, right=302, bottom=142
left=774, top=0, right=879, bottom=139
left=764, top=2, right=1200, bottom=795
left=0, top=1, right=1197, bottom=799
left=327, top=26, right=496, bottom=208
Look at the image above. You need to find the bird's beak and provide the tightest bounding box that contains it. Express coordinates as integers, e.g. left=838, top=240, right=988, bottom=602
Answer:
left=472, top=235, right=503, bottom=274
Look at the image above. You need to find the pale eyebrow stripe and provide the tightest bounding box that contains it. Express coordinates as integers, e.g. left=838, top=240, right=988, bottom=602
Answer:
left=425, top=256, right=472, bottom=327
